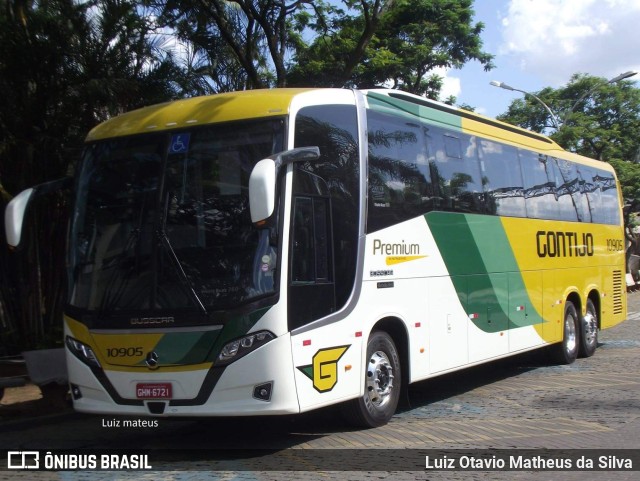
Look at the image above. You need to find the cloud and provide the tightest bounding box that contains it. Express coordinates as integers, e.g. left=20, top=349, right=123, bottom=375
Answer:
left=499, top=0, right=640, bottom=85
left=426, top=67, right=462, bottom=101
left=441, top=73, right=462, bottom=101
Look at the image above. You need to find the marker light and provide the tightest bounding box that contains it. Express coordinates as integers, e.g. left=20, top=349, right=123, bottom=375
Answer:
left=66, top=336, right=101, bottom=368
left=217, top=331, right=275, bottom=366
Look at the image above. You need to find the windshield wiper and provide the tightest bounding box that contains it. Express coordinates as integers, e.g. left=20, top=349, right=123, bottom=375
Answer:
left=157, top=194, right=208, bottom=316
left=98, top=200, right=147, bottom=317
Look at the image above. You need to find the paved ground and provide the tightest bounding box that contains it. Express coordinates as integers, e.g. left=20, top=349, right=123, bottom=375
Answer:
left=2, top=293, right=640, bottom=480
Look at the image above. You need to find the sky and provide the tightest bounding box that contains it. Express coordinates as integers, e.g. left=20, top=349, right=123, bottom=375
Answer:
left=438, top=0, right=640, bottom=118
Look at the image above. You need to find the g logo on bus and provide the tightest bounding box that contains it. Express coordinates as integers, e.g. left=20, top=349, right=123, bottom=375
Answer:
left=297, top=345, right=350, bottom=393
left=145, top=351, right=159, bottom=370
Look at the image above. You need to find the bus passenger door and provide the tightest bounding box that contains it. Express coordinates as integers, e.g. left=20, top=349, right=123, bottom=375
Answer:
left=288, top=167, right=336, bottom=330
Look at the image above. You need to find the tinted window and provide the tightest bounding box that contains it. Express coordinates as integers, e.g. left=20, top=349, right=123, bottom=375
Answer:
left=291, top=195, right=331, bottom=283
left=521, top=151, right=559, bottom=220
left=367, top=110, right=433, bottom=232
left=428, top=129, right=484, bottom=214
left=597, top=170, right=621, bottom=225
left=553, top=158, right=580, bottom=222
left=70, top=120, right=284, bottom=316
left=579, top=165, right=600, bottom=223
left=478, top=139, right=525, bottom=217
left=294, top=105, right=360, bottom=308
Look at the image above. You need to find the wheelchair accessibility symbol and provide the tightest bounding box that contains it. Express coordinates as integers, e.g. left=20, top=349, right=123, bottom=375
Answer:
left=169, top=133, right=190, bottom=154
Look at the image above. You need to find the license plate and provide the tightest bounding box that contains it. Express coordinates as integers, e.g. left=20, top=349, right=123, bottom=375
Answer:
left=136, top=383, right=172, bottom=399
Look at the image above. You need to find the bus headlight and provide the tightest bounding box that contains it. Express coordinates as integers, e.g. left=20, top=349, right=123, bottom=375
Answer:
left=216, top=331, right=275, bottom=366
left=66, top=336, right=101, bottom=368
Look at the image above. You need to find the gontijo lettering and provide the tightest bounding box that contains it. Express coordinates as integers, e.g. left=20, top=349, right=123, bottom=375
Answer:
left=536, top=231, right=594, bottom=258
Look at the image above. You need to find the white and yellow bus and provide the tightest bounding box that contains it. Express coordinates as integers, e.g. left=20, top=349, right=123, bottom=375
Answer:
left=6, top=88, right=627, bottom=427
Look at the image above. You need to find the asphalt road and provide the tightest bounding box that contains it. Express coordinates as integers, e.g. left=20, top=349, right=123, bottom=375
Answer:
left=2, top=293, right=640, bottom=480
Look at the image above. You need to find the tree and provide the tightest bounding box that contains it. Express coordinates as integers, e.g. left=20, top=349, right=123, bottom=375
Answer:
left=154, top=0, right=494, bottom=98
left=497, top=74, right=640, bottom=162
left=0, top=0, right=187, bottom=353
left=153, top=0, right=315, bottom=89
left=289, top=0, right=494, bottom=97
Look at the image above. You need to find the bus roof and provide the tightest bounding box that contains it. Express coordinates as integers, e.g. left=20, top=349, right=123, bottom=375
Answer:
left=363, top=90, right=616, bottom=174
left=85, top=88, right=612, bottom=174
left=85, top=88, right=315, bottom=142
left=364, top=89, right=564, bottom=152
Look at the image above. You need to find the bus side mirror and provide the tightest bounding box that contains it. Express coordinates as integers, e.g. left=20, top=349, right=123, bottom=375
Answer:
left=4, top=177, right=72, bottom=249
left=5, top=188, right=35, bottom=248
left=249, top=158, right=277, bottom=223
left=249, top=147, right=320, bottom=223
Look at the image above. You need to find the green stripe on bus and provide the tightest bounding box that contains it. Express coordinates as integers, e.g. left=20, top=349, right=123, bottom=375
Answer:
left=207, top=307, right=273, bottom=362
left=425, top=211, right=541, bottom=332
left=366, top=92, right=463, bottom=130
left=136, top=330, right=219, bottom=366
left=133, top=307, right=272, bottom=366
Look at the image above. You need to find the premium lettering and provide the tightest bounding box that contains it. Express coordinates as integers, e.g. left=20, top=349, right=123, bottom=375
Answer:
left=373, top=239, right=420, bottom=256
left=536, top=231, right=594, bottom=258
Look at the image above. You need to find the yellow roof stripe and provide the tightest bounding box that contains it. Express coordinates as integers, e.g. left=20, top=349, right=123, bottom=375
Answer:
left=86, top=88, right=314, bottom=141
left=460, top=115, right=562, bottom=152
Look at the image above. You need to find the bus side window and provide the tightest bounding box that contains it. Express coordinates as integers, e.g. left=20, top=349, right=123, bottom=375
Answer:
left=580, top=165, right=600, bottom=223
left=521, top=150, right=559, bottom=220
left=429, top=129, right=483, bottom=214
left=478, top=139, right=525, bottom=217
left=366, top=110, right=433, bottom=232
left=553, top=157, right=580, bottom=222
left=596, top=170, right=621, bottom=225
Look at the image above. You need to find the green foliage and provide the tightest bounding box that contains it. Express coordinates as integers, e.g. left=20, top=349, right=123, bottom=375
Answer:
left=610, top=158, right=640, bottom=206
left=0, top=0, right=187, bottom=352
left=0, top=0, right=185, bottom=195
left=153, top=1, right=493, bottom=96
left=288, top=0, right=494, bottom=95
left=497, top=74, right=640, bottom=163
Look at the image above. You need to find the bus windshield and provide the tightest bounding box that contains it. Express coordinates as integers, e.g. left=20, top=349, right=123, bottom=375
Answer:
left=68, top=119, right=284, bottom=319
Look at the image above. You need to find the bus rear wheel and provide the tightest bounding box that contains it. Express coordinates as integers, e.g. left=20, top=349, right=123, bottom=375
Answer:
left=579, top=299, right=598, bottom=358
left=550, top=301, right=579, bottom=365
left=343, top=331, right=401, bottom=428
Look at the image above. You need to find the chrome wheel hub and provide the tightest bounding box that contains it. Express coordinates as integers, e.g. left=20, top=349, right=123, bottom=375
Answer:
left=565, top=314, right=577, bottom=354
left=366, top=351, right=394, bottom=408
left=583, top=311, right=598, bottom=346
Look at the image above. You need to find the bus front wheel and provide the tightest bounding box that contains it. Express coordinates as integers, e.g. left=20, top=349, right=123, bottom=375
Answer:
left=343, top=331, right=401, bottom=428
left=550, top=301, right=579, bottom=365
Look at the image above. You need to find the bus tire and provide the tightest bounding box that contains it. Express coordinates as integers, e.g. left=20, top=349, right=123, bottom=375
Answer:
left=343, top=331, right=401, bottom=428
left=550, top=301, right=579, bottom=365
left=579, top=299, right=598, bottom=358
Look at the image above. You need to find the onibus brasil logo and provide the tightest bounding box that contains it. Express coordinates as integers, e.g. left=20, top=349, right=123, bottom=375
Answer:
left=297, top=345, right=350, bottom=393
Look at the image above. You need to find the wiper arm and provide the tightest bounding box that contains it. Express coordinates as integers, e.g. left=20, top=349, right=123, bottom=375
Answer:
left=98, top=201, right=147, bottom=316
left=157, top=195, right=208, bottom=316
left=98, top=228, right=138, bottom=317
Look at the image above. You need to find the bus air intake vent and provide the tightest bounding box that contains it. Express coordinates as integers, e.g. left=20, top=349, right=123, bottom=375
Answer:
left=612, top=270, right=623, bottom=315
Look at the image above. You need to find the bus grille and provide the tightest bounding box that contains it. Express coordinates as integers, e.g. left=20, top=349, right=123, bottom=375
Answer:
left=612, top=270, right=623, bottom=315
